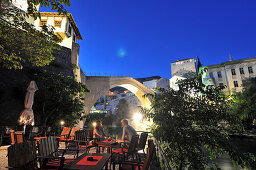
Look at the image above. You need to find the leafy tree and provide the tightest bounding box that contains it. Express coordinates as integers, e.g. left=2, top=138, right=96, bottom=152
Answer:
left=30, top=69, right=89, bottom=127
left=0, top=0, right=70, bottom=69
left=231, top=78, right=256, bottom=129
left=142, top=73, right=254, bottom=169
left=115, top=98, right=129, bottom=125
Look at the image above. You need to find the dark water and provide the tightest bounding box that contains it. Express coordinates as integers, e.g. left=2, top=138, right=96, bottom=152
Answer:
left=214, top=137, right=256, bottom=170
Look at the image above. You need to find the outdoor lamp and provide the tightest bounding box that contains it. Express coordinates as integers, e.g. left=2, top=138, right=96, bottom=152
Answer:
left=92, top=122, right=97, bottom=127
left=134, top=113, right=143, bottom=123
left=60, top=120, right=65, bottom=126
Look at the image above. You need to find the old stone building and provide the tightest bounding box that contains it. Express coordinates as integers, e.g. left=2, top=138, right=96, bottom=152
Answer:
left=0, top=9, right=84, bottom=125
left=169, top=58, right=197, bottom=90
left=205, top=57, right=256, bottom=94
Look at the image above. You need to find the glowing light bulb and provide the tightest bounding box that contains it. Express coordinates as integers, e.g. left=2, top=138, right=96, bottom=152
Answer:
left=134, top=113, right=143, bottom=123
left=92, top=122, right=97, bottom=127
left=60, top=121, right=65, bottom=125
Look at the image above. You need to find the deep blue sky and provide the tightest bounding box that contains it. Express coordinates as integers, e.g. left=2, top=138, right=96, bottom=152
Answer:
left=41, top=0, right=256, bottom=79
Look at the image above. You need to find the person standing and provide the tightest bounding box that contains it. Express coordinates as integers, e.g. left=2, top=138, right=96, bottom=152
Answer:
left=121, top=119, right=137, bottom=142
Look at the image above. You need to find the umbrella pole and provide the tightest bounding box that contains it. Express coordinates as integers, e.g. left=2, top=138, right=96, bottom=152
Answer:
left=23, top=124, right=26, bottom=134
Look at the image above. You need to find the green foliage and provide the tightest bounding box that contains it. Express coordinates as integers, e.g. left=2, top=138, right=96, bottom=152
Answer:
left=231, top=78, right=256, bottom=129
left=142, top=74, right=255, bottom=169
left=29, top=69, right=89, bottom=127
left=0, top=0, right=70, bottom=69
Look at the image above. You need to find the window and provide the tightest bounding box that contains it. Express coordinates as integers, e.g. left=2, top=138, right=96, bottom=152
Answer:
left=209, top=72, right=214, bottom=78
left=68, top=25, right=72, bottom=35
left=248, top=66, right=253, bottom=74
left=40, top=20, right=47, bottom=26
left=242, top=80, right=246, bottom=85
left=233, top=81, right=238, bottom=87
left=219, top=83, right=224, bottom=88
left=231, top=69, right=236, bottom=75
left=54, top=20, right=62, bottom=28
left=73, top=34, right=76, bottom=42
left=217, top=71, right=222, bottom=78
left=239, top=68, right=244, bottom=74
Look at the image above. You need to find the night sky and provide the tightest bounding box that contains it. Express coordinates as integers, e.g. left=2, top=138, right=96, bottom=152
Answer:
left=41, top=0, right=256, bottom=79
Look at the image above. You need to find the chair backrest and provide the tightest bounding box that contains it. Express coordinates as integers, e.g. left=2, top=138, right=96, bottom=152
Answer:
left=75, top=130, right=87, bottom=144
left=38, top=136, right=58, bottom=157
left=60, top=127, right=71, bottom=139
left=10, top=130, right=24, bottom=144
left=15, top=131, right=24, bottom=143
left=142, top=139, right=155, bottom=170
left=87, top=129, right=93, bottom=141
left=70, top=127, right=80, bottom=139
left=10, top=129, right=15, bottom=145
left=127, top=135, right=139, bottom=154
left=8, top=141, right=37, bottom=168
left=138, top=132, right=148, bottom=150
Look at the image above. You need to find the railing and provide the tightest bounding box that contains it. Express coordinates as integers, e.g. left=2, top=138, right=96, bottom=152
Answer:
left=154, top=138, right=172, bottom=170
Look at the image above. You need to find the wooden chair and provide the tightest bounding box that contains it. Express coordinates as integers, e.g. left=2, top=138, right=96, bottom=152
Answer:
left=112, top=135, right=139, bottom=161
left=74, top=130, right=97, bottom=155
left=59, top=127, right=72, bottom=142
left=69, top=127, right=80, bottom=140
left=37, top=136, right=75, bottom=169
left=10, top=129, right=24, bottom=144
left=88, top=129, right=94, bottom=141
left=113, top=139, right=155, bottom=170
left=137, top=132, right=148, bottom=154
left=135, top=132, right=148, bottom=162
left=8, top=141, right=37, bottom=169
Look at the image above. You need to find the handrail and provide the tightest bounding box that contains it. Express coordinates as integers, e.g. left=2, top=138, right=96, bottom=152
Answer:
left=139, top=131, right=172, bottom=170
left=154, top=139, right=172, bottom=170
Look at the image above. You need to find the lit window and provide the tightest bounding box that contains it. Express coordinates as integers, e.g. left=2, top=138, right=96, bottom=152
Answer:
left=233, top=81, right=238, bottom=87
left=248, top=66, right=253, bottom=74
left=40, top=20, right=47, bottom=26
left=231, top=69, right=236, bottom=75
left=209, top=72, right=214, bottom=78
left=239, top=68, right=244, bottom=75
left=217, top=72, right=222, bottom=78
left=54, top=20, right=62, bottom=28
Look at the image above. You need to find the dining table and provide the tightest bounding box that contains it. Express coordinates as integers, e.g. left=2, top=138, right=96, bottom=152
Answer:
left=96, top=139, right=119, bottom=154
left=63, top=153, right=111, bottom=170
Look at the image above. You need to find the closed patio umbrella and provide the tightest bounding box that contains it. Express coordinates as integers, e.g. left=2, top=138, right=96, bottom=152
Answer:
left=17, top=81, right=38, bottom=133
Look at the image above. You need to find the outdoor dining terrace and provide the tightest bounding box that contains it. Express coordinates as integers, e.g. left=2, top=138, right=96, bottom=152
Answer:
left=0, top=125, right=159, bottom=170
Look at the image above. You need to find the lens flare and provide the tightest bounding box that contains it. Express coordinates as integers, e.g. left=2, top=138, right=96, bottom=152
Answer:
left=118, top=48, right=126, bottom=58
left=134, top=113, right=143, bottom=123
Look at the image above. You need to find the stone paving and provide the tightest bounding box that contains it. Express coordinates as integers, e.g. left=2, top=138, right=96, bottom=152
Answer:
left=0, top=146, right=8, bottom=169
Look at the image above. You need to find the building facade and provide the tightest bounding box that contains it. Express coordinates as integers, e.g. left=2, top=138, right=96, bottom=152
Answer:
left=34, top=12, right=82, bottom=49
left=34, top=12, right=83, bottom=82
left=205, top=57, right=256, bottom=94
left=170, top=58, right=197, bottom=90
left=171, top=58, right=197, bottom=77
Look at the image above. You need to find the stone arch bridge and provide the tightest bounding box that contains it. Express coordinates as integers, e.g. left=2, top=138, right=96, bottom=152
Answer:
left=78, top=76, right=155, bottom=127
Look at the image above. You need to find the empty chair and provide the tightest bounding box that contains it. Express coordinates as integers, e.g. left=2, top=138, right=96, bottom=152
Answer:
left=8, top=141, right=37, bottom=169
left=37, top=136, right=75, bottom=169
left=10, top=129, right=24, bottom=144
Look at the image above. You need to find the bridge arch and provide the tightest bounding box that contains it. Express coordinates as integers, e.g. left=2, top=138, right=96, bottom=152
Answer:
left=78, top=76, right=154, bottom=128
